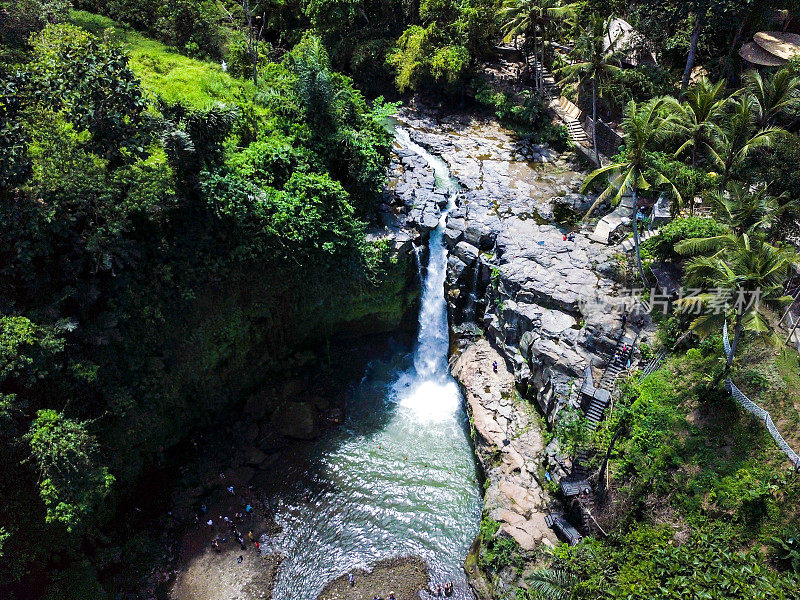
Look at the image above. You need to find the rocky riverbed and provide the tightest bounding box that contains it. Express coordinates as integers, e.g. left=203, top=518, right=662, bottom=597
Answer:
left=316, top=556, right=430, bottom=600
left=376, top=104, right=639, bottom=595
left=143, top=103, right=637, bottom=600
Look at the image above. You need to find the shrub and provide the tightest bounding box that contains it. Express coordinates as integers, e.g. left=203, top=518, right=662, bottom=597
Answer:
left=641, top=216, right=728, bottom=262
left=771, top=527, right=800, bottom=572
left=474, top=85, right=558, bottom=141
left=602, top=64, right=675, bottom=116
left=155, top=0, right=226, bottom=59
left=479, top=516, right=524, bottom=573
left=644, top=151, right=717, bottom=204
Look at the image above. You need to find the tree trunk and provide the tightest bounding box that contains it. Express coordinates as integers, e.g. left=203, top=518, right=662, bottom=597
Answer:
left=597, top=425, right=624, bottom=502
left=727, top=314, right=743, bottom=371
left=785, top=311, right=800, bottom=345
left=592, top=78, right=600, bottom=166
left=680, top=10, right=706, bottom=98
left=541, top=22, right=547, bottom=93
left=726, top=10, right=750, bottom=85
left=632, top=190, right=647, bottom=286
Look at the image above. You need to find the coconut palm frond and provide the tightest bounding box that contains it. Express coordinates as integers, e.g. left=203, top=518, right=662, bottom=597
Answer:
left=525, top=568, right=577, bottom=600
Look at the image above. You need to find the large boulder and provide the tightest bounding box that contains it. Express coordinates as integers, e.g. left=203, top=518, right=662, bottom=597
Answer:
left=272, top=401, right=318, bottom=439
left=420, top=211, right=440, bottom=234
left=453, top=241, right=479, bottom=265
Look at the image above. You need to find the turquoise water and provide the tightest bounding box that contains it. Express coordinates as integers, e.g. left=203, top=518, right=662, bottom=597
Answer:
left=263, top=124, right=482, bottom=599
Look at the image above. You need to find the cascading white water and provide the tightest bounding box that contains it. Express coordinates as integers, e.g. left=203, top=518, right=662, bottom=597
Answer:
left=398, top=195, right=459, bottom=420
left=262, top=122, right=480, bottom=600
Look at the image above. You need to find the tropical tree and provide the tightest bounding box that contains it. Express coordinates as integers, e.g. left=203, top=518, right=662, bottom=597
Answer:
left=708, top=95, right=783, bottom=188
left=709, top=181, right=793, bottom=237
left=241, top=0, right=266, bottom=85
left=679, top=0, right=711, bottom=97
left=556, top=13, right=623, bottom=166
left=500, top=0, right=576, bottom=91
left=676, top=233, right=798, bottom=372
left=663, top=76, right=729, bottom=168
left=744, top=68, right=800, bottom=128
left=523, top=567, right=577, bottom=600
left=582, top=98, right=681, bottom=285
left=26, top=409, right=115, bottom=532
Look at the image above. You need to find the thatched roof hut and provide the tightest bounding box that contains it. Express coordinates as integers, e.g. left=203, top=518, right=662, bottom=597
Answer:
left=740, top=31, right=800, bottom=67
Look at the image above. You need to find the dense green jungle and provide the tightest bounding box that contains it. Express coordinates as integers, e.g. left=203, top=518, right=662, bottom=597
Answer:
left=2, top=1, right=800, bottom=599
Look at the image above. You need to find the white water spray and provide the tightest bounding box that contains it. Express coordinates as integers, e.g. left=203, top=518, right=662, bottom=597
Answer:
left=264, top=121, right=479, bottom=600
left=394, top=126, right=462, bottom=422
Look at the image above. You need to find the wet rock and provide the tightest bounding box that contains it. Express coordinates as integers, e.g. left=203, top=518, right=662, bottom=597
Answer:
left=557, top=193, right=594, bottom=213
left=447, top=255, right=468, bottom=283
left=420, top=211, right=440, bottom=234
left=446, top=216, right=466, bottom=232
left=272, top=401, right=317, bottom=439
left=317, top=556, right=430, bottom=600
left=245, top=423, right=259, bottom=443
left=433, top=191, right=450, bottom=208
left=452, top=241, right=479, bottom=265
left=246, top=448, right=268, bottom=466
left=443, top=228, right=463, bottom=248
left=244, top=392, right=271, bottom=419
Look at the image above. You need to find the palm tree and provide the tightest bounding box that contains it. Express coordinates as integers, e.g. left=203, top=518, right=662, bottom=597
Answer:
left=707, top=95, right=783, bottom=189
left=710, top=182, right=792, bottom=237
left=501, top=0, right=576, bottom=91
left=582, top=99, right=681, bottom=285
left=524, top=567, right=577, bottom=600
left=745, top=68, right=800, bottom=128
left=556, top=13, right=623, bottom=166
left=676, top=233, right=798, bottom=372
left=662, top=77, right=729, bottom=169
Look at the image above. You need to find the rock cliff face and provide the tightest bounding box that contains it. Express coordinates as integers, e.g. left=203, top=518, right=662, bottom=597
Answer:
left=381, top=106, right=625, bottom=593
left=451, top=339, right=555, bottom=552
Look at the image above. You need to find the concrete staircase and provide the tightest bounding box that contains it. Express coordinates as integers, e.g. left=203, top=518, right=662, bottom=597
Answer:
left=589, top=194, right=635, bottom=244
left=620, top=228, right=659, bottom=253
left=559, top=330, right=638, bottom=534
left=531, top=58, right=594, bottom=150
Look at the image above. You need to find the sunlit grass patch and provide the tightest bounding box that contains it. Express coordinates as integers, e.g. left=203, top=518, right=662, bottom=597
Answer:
left=69, top=10, right=252, bottom=110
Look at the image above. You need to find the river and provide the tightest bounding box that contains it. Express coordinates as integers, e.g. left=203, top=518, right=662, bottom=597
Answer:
left=260, top=124, right=483, bottom=599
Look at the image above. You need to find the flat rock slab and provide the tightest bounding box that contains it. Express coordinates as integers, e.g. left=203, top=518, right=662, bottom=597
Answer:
left=317, top=556, right=430, bottom=600
left=171, top=545, right=280, bottom=600
left=452, top=339, right=556, bottom=550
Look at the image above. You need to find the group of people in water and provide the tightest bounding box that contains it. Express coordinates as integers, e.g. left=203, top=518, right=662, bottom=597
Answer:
left=430, top=581, right=455, bottom=596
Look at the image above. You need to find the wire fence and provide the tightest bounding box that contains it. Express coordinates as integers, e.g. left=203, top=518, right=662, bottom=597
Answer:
left=726, top=380, right=800, bottom=469
left=723, top=321, right=800, bottom=471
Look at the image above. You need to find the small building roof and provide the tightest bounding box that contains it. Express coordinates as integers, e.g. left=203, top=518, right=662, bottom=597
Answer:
left=753, top=31, right=800, bottom=61
left=604, top=18, right=657, bottom=67
left=739, top=41, right=787, bottom=67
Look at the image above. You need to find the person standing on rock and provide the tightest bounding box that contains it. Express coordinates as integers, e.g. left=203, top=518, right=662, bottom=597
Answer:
left=493, top=361, right=498, bottom=373
left=348, top=573, right=355, bottom=586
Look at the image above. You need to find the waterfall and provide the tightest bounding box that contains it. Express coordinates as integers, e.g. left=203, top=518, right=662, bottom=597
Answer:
left=393, top=124, right=462, bottom=422
left=464, top=262, right=480, bottom=320
left=411, top=243, right=423, bottom=279
left=265, top=119, right=480, bottom=600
